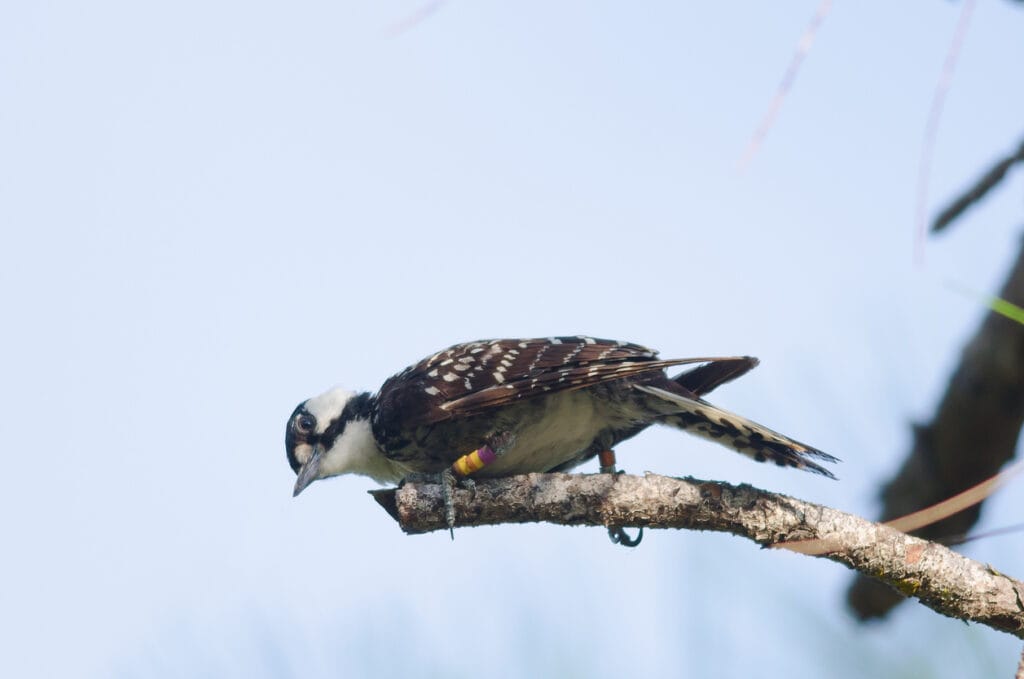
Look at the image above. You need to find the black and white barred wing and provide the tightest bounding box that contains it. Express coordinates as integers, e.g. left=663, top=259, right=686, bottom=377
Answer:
left=374, top=336, right=736, bottom=427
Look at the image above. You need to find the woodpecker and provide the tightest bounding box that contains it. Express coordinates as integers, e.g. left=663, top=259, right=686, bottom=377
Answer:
left=286, top=337, right=837, bottom=540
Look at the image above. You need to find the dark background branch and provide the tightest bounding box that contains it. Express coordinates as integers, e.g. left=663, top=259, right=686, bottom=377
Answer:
left=847, top=240, right=1024, bottom=619
left=932, top=136, right=1024, bottom=233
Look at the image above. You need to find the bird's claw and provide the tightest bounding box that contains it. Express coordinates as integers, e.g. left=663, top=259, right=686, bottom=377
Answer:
left=608, top=526, right=643, bottom=547
left=439, top=468, right=457, bottom=539
left=438, top=470, right=476, bottom=539
left=597, top=449, right=643, bottom=547
left=402, top=470, right=463, bottom=539
left=459, top=476, right=477, bottom=502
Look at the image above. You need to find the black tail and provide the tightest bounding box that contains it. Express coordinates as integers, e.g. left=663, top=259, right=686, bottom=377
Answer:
left=671, top=357, right=759, bottom=397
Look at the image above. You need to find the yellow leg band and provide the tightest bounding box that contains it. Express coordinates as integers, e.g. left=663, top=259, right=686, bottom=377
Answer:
left=451, top=445, right=498, bottom=477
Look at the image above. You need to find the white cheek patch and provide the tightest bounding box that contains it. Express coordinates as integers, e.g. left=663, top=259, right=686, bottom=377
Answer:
left=304, top=387, right=357, bottom=432
left=317, top=418, right=399, bottom=481
left=294, top=443, right=313, bottom=466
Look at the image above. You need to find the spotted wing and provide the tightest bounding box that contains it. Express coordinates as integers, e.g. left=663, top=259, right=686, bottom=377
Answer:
left=374, top=336, right=736, bottom=427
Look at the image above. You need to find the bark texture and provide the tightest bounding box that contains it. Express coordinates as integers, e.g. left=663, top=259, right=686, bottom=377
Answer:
left=847, top=242, right=1024, bottom=619
left=371, top=472, right=1024, bottom=639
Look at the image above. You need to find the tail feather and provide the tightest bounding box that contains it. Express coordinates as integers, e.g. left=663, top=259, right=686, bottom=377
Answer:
left=634, top=384, right=838, bottom=478
left=671, top=357, right=759, bottom=397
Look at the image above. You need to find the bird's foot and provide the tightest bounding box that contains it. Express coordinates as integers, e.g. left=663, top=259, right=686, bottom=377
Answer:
left=440, top=467, right=457, bottom=539
left=608, top=526, right=643, bottom=547
left=598, top=449, right=643, bottom=548
left=459, top=476, right=477, bottom=502
left=598, top=449, right=618, bottom=475
left=404, top=469, right=477, bottom=539
left=405, top=433, right=514, bottom=540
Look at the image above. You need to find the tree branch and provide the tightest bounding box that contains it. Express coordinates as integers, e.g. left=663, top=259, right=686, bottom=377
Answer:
left=370, top=472, right=1024, bottom=638
left=848, top=240, right=1024, bottom=619
left=932, top=136, right=1024, bottom=233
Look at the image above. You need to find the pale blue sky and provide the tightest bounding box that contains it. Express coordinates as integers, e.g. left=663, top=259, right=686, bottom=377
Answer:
left=3, top=2, right=1024, bottom=677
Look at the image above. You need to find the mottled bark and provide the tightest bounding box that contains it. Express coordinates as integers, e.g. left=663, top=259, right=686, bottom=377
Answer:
left=371, top=472, right=1024, bottom=638
left=848, top=241, right=1024, bottom=619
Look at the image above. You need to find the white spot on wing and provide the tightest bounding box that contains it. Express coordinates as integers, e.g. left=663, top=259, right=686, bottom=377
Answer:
left=443, top=372, right=458, bottom=382
left=493, top=371, right=505, bottom=383
left=424, top=386, right=441, bottom=396
left=564, top=343, right=584, bottom=363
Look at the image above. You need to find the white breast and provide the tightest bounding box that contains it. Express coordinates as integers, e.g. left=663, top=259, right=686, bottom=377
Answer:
left=479, top=390, right=611, bottom=476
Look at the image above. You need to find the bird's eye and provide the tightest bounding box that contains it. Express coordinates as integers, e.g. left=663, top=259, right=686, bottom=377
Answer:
left=296, top=414, right=316, bottom=434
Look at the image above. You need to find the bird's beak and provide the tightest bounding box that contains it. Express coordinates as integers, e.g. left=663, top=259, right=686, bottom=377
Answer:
left=293, top=445, right=324, bottom=497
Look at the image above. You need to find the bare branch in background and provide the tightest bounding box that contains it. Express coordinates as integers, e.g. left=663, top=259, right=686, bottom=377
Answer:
left=914, top=0, right=978, bottom=263
left=932, top=137, right=1024, bottom=233
left=847, top=241, right=1024, bottom=620
left=385, top=1, right=446, bottom=38
left=737, top=0, right=832, bottom=171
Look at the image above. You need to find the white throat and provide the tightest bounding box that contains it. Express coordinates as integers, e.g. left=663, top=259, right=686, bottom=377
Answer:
left=320, top=417, right=408, bottom=484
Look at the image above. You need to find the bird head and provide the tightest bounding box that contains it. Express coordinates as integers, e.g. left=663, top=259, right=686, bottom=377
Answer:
left=286, top=387, right=380, bottom=496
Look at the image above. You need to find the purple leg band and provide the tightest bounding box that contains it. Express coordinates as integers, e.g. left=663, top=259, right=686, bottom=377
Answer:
left=477, top=445, right=498, bottom=464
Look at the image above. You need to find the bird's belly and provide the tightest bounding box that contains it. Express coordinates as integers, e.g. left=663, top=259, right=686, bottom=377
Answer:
left=475, top=390, right=611, bottom=476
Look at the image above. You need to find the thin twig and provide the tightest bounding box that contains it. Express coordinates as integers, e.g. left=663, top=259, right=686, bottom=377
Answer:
left=738, top=0, right=832, bottom=171
left=384, top=0, right=446, bottom=38
left=932, top=137, right=1024, bottom=233
left=914, top=0, right=978, bottom=262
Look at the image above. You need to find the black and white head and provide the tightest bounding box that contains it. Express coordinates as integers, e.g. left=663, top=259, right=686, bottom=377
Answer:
left=285, top=387, right=388, bottom=496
